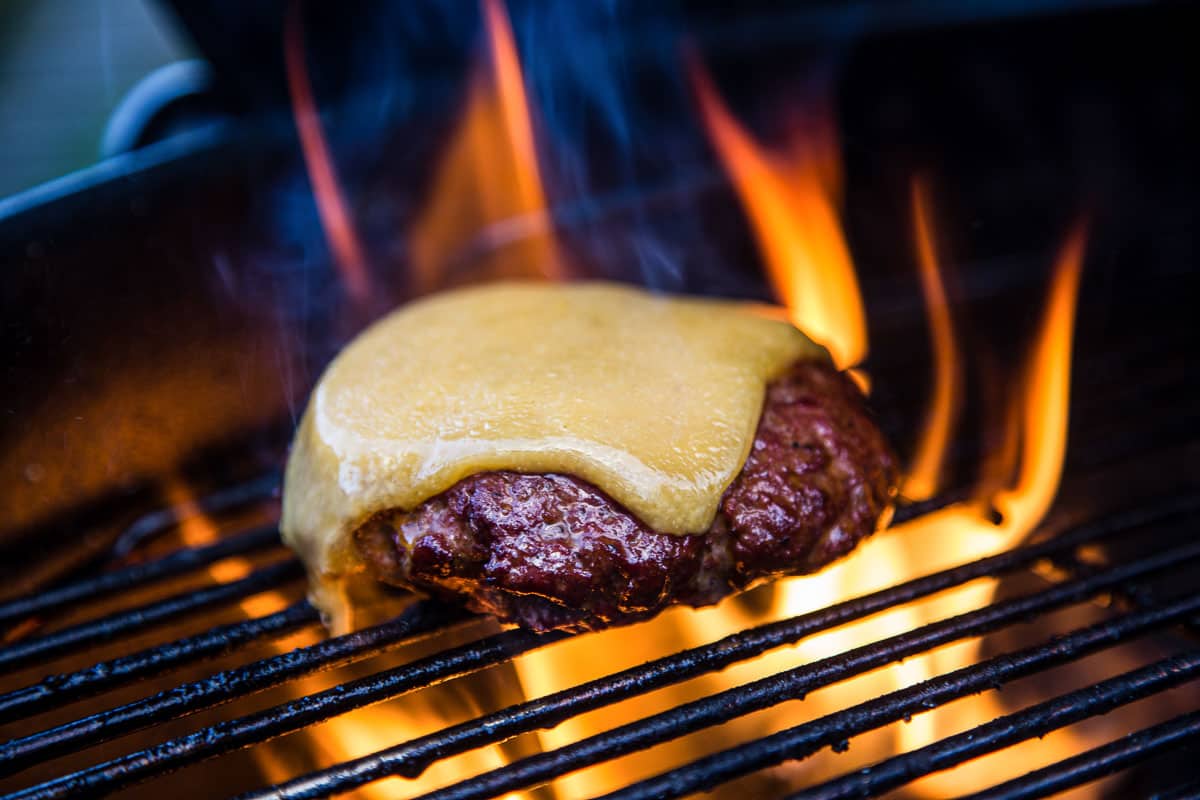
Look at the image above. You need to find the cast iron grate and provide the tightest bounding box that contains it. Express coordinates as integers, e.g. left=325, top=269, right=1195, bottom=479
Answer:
left=1, top=477, right=1198, bottom=800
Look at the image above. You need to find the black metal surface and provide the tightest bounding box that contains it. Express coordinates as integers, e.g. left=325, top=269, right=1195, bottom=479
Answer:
left=0, top=559, right=302, bottom=676
left=591, top=595, right=1200, bottom=800
left=0, top=525, right=282, bottom=630
left=2, top=489, right=1200, bottom=800
left=0, top=2, right=1195, bottom=797
left=787, top=656, right=1200, bottom=799
left=0, top=602, right=319, bottom=725
left=229, top=501, right=1200, bottom=800
left=357, top=555, right=1200, bottom=800
left=0, top=600, right=469, bottom=780
left=1152, top=782, right=1200, bottom=800
left=110, top=474, right=279, bottom=559
left=6, top=628, right=568, bottom=800
left=959, top=711, right=1200, bottom=800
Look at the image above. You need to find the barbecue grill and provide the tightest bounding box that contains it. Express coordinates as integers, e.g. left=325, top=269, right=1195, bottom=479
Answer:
left=2, top=1, right=1199, bottom=797
left=1, top=480, right=1199, bottom=799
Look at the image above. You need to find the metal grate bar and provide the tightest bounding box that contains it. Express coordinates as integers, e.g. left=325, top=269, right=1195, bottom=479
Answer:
left=2, top=495, right=1194, bottom=799
left=0, top=526, right=282, bottom=630
left=958, top=710, right=1200, bottom=800
left=0, top=559, right=302, bottom=675
left=397, top=560, right=1200, bottom=800
left=1049, top=550, right=1200, bottom=639
left=0, top=600, right=470, bottom=780
left=0, top=495, right=1169, bottom=787
left=9, top=497, right=1194, bottom=799
left=111, top=473, right=279, bottom=559
left=232, top=521, right=1200, bottom=800
left=0, top=602, right=320, bottom=724
left=589, top=594, right=1200, bottom=800
left=787, top=656, right=1200, bottom=799
left=5, top=628, right=569, bottom=800
left=1146, top=780, right=1200, bottom=800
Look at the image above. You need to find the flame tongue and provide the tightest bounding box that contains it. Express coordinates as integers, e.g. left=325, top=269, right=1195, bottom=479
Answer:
left=903, top=179, right=964, bottom=501
left=887, top=222, right=1088, bottom=796
left=692, top=50, right=1093, bottom=791
left=284, top=2, right=372, bottom=306
left=276, top=15, right=1101, bottom=790
left=409, top=0, right=564, bottom=293
left=690, top=60, right=867, bottom=370
left=992, top=223, right=1086, bottom=534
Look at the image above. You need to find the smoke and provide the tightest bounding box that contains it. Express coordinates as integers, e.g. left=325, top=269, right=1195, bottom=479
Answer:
left=268, top=0, right=859, bottom=310
left=508, top=0, right=716, bottom=290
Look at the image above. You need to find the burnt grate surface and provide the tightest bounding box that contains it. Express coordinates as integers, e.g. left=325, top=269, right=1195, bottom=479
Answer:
left=0, top=478, right=1198, bottom=800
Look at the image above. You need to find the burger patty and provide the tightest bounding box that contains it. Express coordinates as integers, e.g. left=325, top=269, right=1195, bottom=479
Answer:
left=355, top=360, right=898, bottom=632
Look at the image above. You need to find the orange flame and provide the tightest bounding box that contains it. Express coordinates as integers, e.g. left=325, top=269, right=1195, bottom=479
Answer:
left=884, top=223, right=1088, bottom=578
left=274, top=4, right=568, bottom=793
left=268, top=21, right=1107, bottom=793
left=409, top=0, right=564, bottom=293
left=690, top=59, right=866, bottom=369
left=162, top=479, right=532, bottom=798
left=992, top=222, right=1086, bottom=534
left=902, top=178, right=964, bottom=501
left=887, top=222, right=1088, bottom=796
left=162, top=479, right=290, bottom=623
left=508, top=208, right=1088, bottom=793
left=284, top=1, right=372, bottom=305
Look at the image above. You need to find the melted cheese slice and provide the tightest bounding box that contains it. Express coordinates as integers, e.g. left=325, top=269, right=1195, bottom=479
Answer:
left=281, top=281, right=826, bottom=630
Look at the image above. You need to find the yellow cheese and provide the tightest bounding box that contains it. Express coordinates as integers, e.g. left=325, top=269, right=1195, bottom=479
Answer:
left=281, top=281, right=826, bottom=630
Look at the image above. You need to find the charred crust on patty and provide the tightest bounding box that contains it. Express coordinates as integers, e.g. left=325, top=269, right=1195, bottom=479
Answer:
left=354, top=360, right=897, bottom=632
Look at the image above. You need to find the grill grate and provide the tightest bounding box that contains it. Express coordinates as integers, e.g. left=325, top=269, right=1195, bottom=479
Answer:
left=783, top=658, right=1200, bottom=800
left=1, top=478, right=1198, bottom=799
left=0, top=560, right=303, bottom=676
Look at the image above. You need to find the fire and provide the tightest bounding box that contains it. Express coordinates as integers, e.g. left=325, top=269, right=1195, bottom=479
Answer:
left=511, top=62, right=1094, bottom=795
left=883, top=221, right=1088, bottom=796
left=903, top=178, right=964, bottom=501
left=284, top=0, right=372, bottom=306
left=163, top=476, right=530, bottom=798
left=163, top=478, right=286, bottom=619
left=408, top=0, right=564, bottom=294
left=279, top=3, right=560, bottom=795
left=687, top=54, right=1096, bottom=795
left=275, top=2, right=1102, bottom=787
left=689, top=59, right=866, bottom=370
left=993, top=223, right=1086, bottom=534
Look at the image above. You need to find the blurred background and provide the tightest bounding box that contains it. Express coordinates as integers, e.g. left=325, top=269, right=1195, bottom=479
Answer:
left=0, top=0, right=191, bottom=197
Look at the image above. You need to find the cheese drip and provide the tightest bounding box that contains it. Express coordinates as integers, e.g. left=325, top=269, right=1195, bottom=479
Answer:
left=282, top=281, right=826, bottom=630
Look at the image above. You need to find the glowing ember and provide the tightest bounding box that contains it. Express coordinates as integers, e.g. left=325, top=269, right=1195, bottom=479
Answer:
left=408, top=0, right=565, bottom=293
left=284, top=1, right=372, bottom=306
left=690, top=58, right=867, bottom=370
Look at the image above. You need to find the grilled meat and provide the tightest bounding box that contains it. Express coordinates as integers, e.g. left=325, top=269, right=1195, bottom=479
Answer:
left=355, top=360, right=897, bottom=632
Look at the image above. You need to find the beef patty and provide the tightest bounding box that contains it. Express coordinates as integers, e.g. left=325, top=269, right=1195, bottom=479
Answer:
left=355, top=360, right=898, bottom=632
